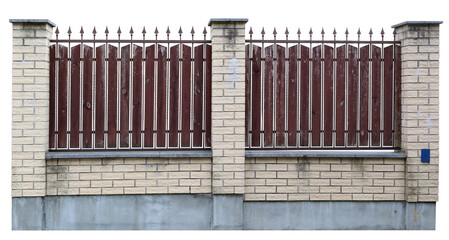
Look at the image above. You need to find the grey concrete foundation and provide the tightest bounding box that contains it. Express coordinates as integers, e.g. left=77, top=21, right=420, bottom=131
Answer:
left=12, top=195, right=436, bottom=230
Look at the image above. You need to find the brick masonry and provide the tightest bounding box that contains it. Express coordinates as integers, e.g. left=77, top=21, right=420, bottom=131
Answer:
left=11, top=21, right=54, bottom=197
left=394, top=22, right=441, bottom=202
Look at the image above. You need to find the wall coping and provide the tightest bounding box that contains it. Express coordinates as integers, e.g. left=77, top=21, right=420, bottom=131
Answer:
left=9, top=19, right=56, bottom=27
left=245, top=150, right=406, bottom=159
left=208, top=18, right=248, bottom=26
left=46, top=150, right=212, bottom=159
left=391, top=21, right=443, bottom=28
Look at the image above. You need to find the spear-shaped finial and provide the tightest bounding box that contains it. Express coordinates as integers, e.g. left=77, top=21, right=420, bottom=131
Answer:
left=67, top=26, right=72, bottom=36
left=345, top=28, right=349, bottom=35
left=105, top=26, right=109, bottom=35
left=166, top=26, right=170, bottom=35
left=357, top=28, right=361, bottom=36
left=92, top=27, right=97, bottom=35
left=249, top=27, right=253, bottom=35
left=129, top=26, right=134, bottom=35
left=117, top=26, right=122, bottom=35
left=321, top=27, right=325, bottom=35
left=309, top=27, right=313, bottom=35
left=80, top=26, right=84, bottom=35
left=380, top=28, right=385, bottom=37
left=369, top=28, right=373, bottom=36
left=203, top=27, right=207, bottom=36
left=142, top=26, right=146, bottom=35
left=178, top=26, right=183, bottom=35
left=273, top=27, right=277, bottom=36
left=285, top=27, right=289, bottom=35
left=55, top=27, right=60, bottom=35
left=190, top=27, right=195, bottom=35
left=333, top=28, right=337, bottom=35
left=261, top=27, right=265, bottom=36
left=154, top=27, right=159, bottom=35
left=297, top=28, right=301, bottom=36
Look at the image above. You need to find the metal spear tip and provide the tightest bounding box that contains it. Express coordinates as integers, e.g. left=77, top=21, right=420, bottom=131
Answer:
left=80, top=26, right=84, bottom=34
left=105, top=26, right=109, bottom=34
left=285, top=27, right=289, bottom=35
left=202, top=27, right=207, bottom=35
left=261, top=27, right=265, bottom=35
left=393, top=29, right=397, bottom=35
left=117, top=27, right=122, bottom=34
left=380, top=28, right=385, bottom=36
left=154, top=27, right=159, bottom=35
left=55, top=27, right=59, bottom=34
left=357, top=28, right=361, bottom=35
left=369, top=28, right=373, bottom=35
left=142, top=27, right=146, bottom=35
left=166, top=26, right=170, bottom=35
left=249, top=27, right=253, bottom=35
left=190, top=27, right=195, bottom=35
left=178, top=26, right=183, bottom=35
left=345, top=28, right=349, bottom=35
left=92, top=27, right=97, bottom=35
left=273, top=27, right=277, bottom=35
left=67, top=26, right=72, bottom=35
left=297, top=28, right=301, bottom=35
left=129, top=27, right=134, bottom=35
left=333, top=28, right=337, bottom=35
left=321, top=28, right=325, bottom=35
left=309, top=28, right=313, bottom=35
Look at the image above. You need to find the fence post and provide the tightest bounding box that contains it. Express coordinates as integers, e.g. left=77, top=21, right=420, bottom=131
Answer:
left=208, top=18, right=248, bottom=195
left=393, top=21, right=442, bottom=202
left=10, top=19, right=55, bottom=197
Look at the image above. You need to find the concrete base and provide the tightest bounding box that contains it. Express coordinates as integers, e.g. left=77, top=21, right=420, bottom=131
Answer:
left=12, top=195, right=436, bottom=230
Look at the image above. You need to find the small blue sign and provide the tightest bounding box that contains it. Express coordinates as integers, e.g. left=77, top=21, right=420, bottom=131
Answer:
left=421, top=149, right=430, bottom=163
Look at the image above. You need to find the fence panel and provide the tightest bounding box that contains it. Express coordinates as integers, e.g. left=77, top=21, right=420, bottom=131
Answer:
left=245, top=28, right=401, bottom=150
left=49, top=27, right=211, bottom=150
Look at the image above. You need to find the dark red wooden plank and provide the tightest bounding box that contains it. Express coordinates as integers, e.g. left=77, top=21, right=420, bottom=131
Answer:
left=58, top=45, right=68, bottom=148
left=251, top=45, right=262, bottom=147
left=371, top=45, right=382, bottom=146
left=359, top=45, right=369, bottom=146
left=49, top=45, right=56, bottom=149
left=193, top=45, right=203, bottom=147
left=288, top=45, right=298, bottom=146
left=70, top=45, right=81, bottom=148
left=299, top=45, right=309, bottom=146
left=347, top=45, right=358, bottom=146
left=205, top=44, right=212, bottom=147
left=107, top=45, right=118, bottom=148
left=323, top=45, right=333, bottom=146
left=144, top=45, right=155, bottom=147
left=169, top=44, right=179, bottom=147
left=245, top=45, right=250, bottom=147
left=83, top=45, right=93, bottom=148
left=335, top=46, right=346, bottom=146
left=132, top=44, right=143, bottom=147
left=264, top=45, right=274, bottom=147
left=311, top=46, right=321, bottom=146
left=181, top=44, right=191, bottom=147
left=394, top=45, right=401, bottom=148
left=95, top=45, right=106, bottom=148
left=156, top=45, right=167, bottom=147
left=120, top=45, right=130, bottom=148
left=383, top=45, right=393, bottom=146
left=276, top=45, right=286, bottom=147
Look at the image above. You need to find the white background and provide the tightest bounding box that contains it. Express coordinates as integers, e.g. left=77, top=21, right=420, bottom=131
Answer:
left=0, top=0, right=447, bottom=238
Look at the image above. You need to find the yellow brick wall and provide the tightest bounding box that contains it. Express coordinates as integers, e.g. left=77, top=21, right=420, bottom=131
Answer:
left=46, top=158, right=212, bottom=195
left=245, top=158, right=405, bottom=201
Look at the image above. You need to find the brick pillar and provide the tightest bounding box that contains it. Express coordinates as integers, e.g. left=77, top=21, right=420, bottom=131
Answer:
left=209, top=18, right=248, bottom=194
left=11, top=19, right=55, bottom=197
left=393, top=21, right=442, bottom=202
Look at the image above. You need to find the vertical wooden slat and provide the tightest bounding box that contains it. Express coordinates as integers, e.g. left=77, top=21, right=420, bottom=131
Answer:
left=276, top=45, right=286, bottom=147
left=83, top=45, right=93, bottom=148
left=347, top=45, right=358, bottom=146
left=95, top=45, right=106, bottom=148
left=393, top=45, right=401, bottom=148
left=288, top=45, right=298, bottom=146
left=323, top=45, right=334, bottom=146
left=311, top=46, right=321, bottom=146
left=70, top=45, right=81, bottom=148
left=335, top=46, right=346, bottom=146
left=371, top=45, right=382, bottom=146
left=300, top=45, right=309, bottom=146
left=245, top=45, right=250, bottom=147
left=156, top=45, right=167, bottom=147
left=264, top=45, right=274, bottom=147
left=169, top=44, right=179, bottom=147
left=205, top=44, right=212, bottom=147
left=383, top=45, right=393, bottom=146
left=193, top=45, right=203, bottom=147
left=144, top=45, right=155, bottom=147
left=181, top=44, right=191, bottom=147
left=49, top=45, right=56, bottom=149
left=107, top=45, right=118, bottom=148
left=58, top=45, right=68, bottom=148
left=120, top=45, right=130, bottom=148
left=132, top=45, right=142, bottom=147
left=359, top=45, right=369, bottom=146
left=251, top=45, right=262, bottom=147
